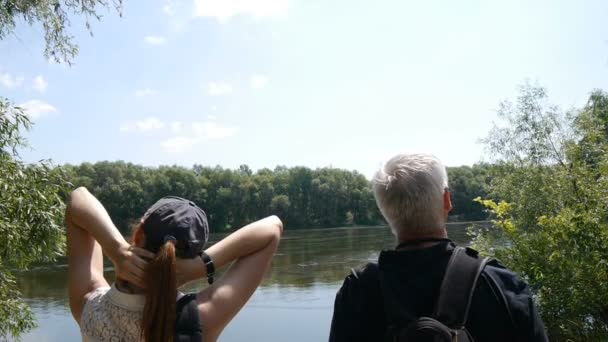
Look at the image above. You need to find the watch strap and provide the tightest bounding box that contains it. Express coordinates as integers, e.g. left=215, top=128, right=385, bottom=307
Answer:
left=200, top=251, right=215, bottom=285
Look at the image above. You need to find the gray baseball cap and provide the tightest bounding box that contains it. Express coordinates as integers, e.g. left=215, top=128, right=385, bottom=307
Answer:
left=142, top=196, right=209, bottom=258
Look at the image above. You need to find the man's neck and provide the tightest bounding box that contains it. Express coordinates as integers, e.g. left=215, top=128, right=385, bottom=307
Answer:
left=396, top=228, right=449, bottom=250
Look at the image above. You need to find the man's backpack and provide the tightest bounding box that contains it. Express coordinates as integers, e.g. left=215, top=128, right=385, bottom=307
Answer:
left=379, top=247, right=490, bottom=342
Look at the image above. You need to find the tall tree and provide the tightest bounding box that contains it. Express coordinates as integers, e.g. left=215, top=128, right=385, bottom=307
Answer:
left=448, top=165, right=489, bottom=221
left=0, top=0, right=121, bottom=338
left=0, top=109, right=68, bottom=338
left=1, top=0, right=121, bottom=64
left=474, top=84, right=608, bottom=339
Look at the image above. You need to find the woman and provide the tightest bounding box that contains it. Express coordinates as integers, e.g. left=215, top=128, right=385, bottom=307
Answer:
left=65, top=187, right=283, bottom=341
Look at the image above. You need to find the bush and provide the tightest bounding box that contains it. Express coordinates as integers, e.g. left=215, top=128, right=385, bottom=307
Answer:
left=472, top=84, right=608, bottom=340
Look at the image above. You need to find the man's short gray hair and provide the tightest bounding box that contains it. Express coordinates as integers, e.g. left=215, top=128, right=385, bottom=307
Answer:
left=373, top=153, right=449, bottom=237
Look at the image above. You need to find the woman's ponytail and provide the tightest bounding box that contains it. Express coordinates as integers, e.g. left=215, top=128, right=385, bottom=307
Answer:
left=141, top=239, right=177, bottom=342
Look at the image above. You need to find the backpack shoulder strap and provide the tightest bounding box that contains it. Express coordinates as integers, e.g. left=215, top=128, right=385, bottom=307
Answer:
left=175, top=293, right=202, bottom=342
left=433, top=247, right=490, bottom=329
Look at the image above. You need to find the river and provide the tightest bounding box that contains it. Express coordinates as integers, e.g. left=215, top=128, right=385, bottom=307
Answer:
left=16, top=223, right=482, bottom=341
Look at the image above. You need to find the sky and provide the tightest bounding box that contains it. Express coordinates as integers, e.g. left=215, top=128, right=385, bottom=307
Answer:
left=1, top=0, right=608, bottom=178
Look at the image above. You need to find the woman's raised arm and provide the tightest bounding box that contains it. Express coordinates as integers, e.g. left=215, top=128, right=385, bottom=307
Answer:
left=65, top=187, right=153, bottom=322
left=177, top=216, right=283, bottom=341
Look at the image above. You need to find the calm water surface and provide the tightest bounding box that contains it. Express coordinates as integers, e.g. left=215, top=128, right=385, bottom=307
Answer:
left=16, top=223, right=481, bottom=341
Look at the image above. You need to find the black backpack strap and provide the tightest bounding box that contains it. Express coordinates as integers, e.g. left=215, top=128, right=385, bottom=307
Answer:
left=175, top=293, right=203, bottom=342
left=433, top=247, right=490, bottom=329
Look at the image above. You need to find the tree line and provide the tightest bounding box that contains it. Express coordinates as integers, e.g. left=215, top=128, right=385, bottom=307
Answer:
left=62, top=162, right=491, bottom=234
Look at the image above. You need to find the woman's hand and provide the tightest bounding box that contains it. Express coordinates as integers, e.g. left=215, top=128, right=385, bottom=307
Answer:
left=113, top=243, right=155, bottom=288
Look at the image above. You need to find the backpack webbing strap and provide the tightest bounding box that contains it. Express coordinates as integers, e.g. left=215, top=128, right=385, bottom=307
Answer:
left=433, top=247, right=489, bottom=329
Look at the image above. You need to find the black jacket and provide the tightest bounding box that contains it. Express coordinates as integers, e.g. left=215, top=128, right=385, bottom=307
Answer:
left=329, top=241, right=548, bottom=342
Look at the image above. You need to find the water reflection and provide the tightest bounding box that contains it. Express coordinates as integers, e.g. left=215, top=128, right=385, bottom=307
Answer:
left=16, top=223, right=481, bottom=341
left=262, top=222, right=475, bottom=288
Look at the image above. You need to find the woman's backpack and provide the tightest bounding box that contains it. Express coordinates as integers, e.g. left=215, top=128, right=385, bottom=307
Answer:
left=175, top=293, right=203, bottom=342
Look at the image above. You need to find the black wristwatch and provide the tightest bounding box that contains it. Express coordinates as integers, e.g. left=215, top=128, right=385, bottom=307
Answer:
left=199, top=251, right=215, bottom=285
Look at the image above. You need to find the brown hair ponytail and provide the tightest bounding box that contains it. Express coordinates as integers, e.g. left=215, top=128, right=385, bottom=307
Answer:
left=141, top=239, right=177, bottom=342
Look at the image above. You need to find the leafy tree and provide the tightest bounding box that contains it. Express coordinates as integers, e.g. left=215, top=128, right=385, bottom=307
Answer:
left=447, top=165, right=490, bottom=221
left=1, top=0, right=121, bottom=338
left=570, top=90, right=608, bottom=173
left=0, top=107, right=68, bottom=339
left=1, top=0, right=121, bottom=64
left=270, top=194, right=291, bottom=218
left=472, top=84, right=608, bottom=340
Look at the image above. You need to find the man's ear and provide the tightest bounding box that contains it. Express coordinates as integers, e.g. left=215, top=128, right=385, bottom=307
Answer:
left=443, top=189, right=452, bottom=214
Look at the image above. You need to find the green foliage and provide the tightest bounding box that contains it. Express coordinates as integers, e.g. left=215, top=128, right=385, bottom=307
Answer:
left=472, top=84, right=608, bottom=340
left=64, top=162, right=387, bottom=232
left=0, top=101, right=69, bottom=339
left=0, top=272, right=35, bottom=339
left=62, top=161, right=490, bottom=233
left=1, top=1, right=131, bottom=338
left=270, top=194, right=291, bottom=217
left=447, top=165, right=490, bottom=221
left=0, top=0, right=122, bottom=64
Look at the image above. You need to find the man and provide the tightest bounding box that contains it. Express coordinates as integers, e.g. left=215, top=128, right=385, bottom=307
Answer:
left=329, top=153, right=548, bottom=341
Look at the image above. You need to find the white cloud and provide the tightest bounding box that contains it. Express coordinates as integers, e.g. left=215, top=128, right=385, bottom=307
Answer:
left=250, top=74, right=269, bottom=89
left=163, top=0, right=175, bottom=15
left=162, top=120, right=237, bottom=153
left=18, top=100, right=57, bottom=120
left=135, top=88, right=156, bottom=97
left=210, top=105, right=217, bottom=111
left=120, top=117, right=165, bottom=132
left=33, top=75, right=48, bottom=93
left=170, top=121, right=183, bottom=133
left=0, top=71, right=24, bottom=89
left=208, top=82, right=232, bottom=96
left=207, top=115, right=217, bottom=120
left=163, top=0, right=178, bottom=17
left=144, top=36, right=167, bottom=45
left=194, top=0, right=289, bottom=20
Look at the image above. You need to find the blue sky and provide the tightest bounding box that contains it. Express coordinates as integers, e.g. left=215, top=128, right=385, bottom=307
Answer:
left=1, top=0, right=608, bottom=178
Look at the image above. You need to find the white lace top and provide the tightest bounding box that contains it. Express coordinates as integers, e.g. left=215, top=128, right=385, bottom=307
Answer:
left=81, top=284, right=145, bottom=342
